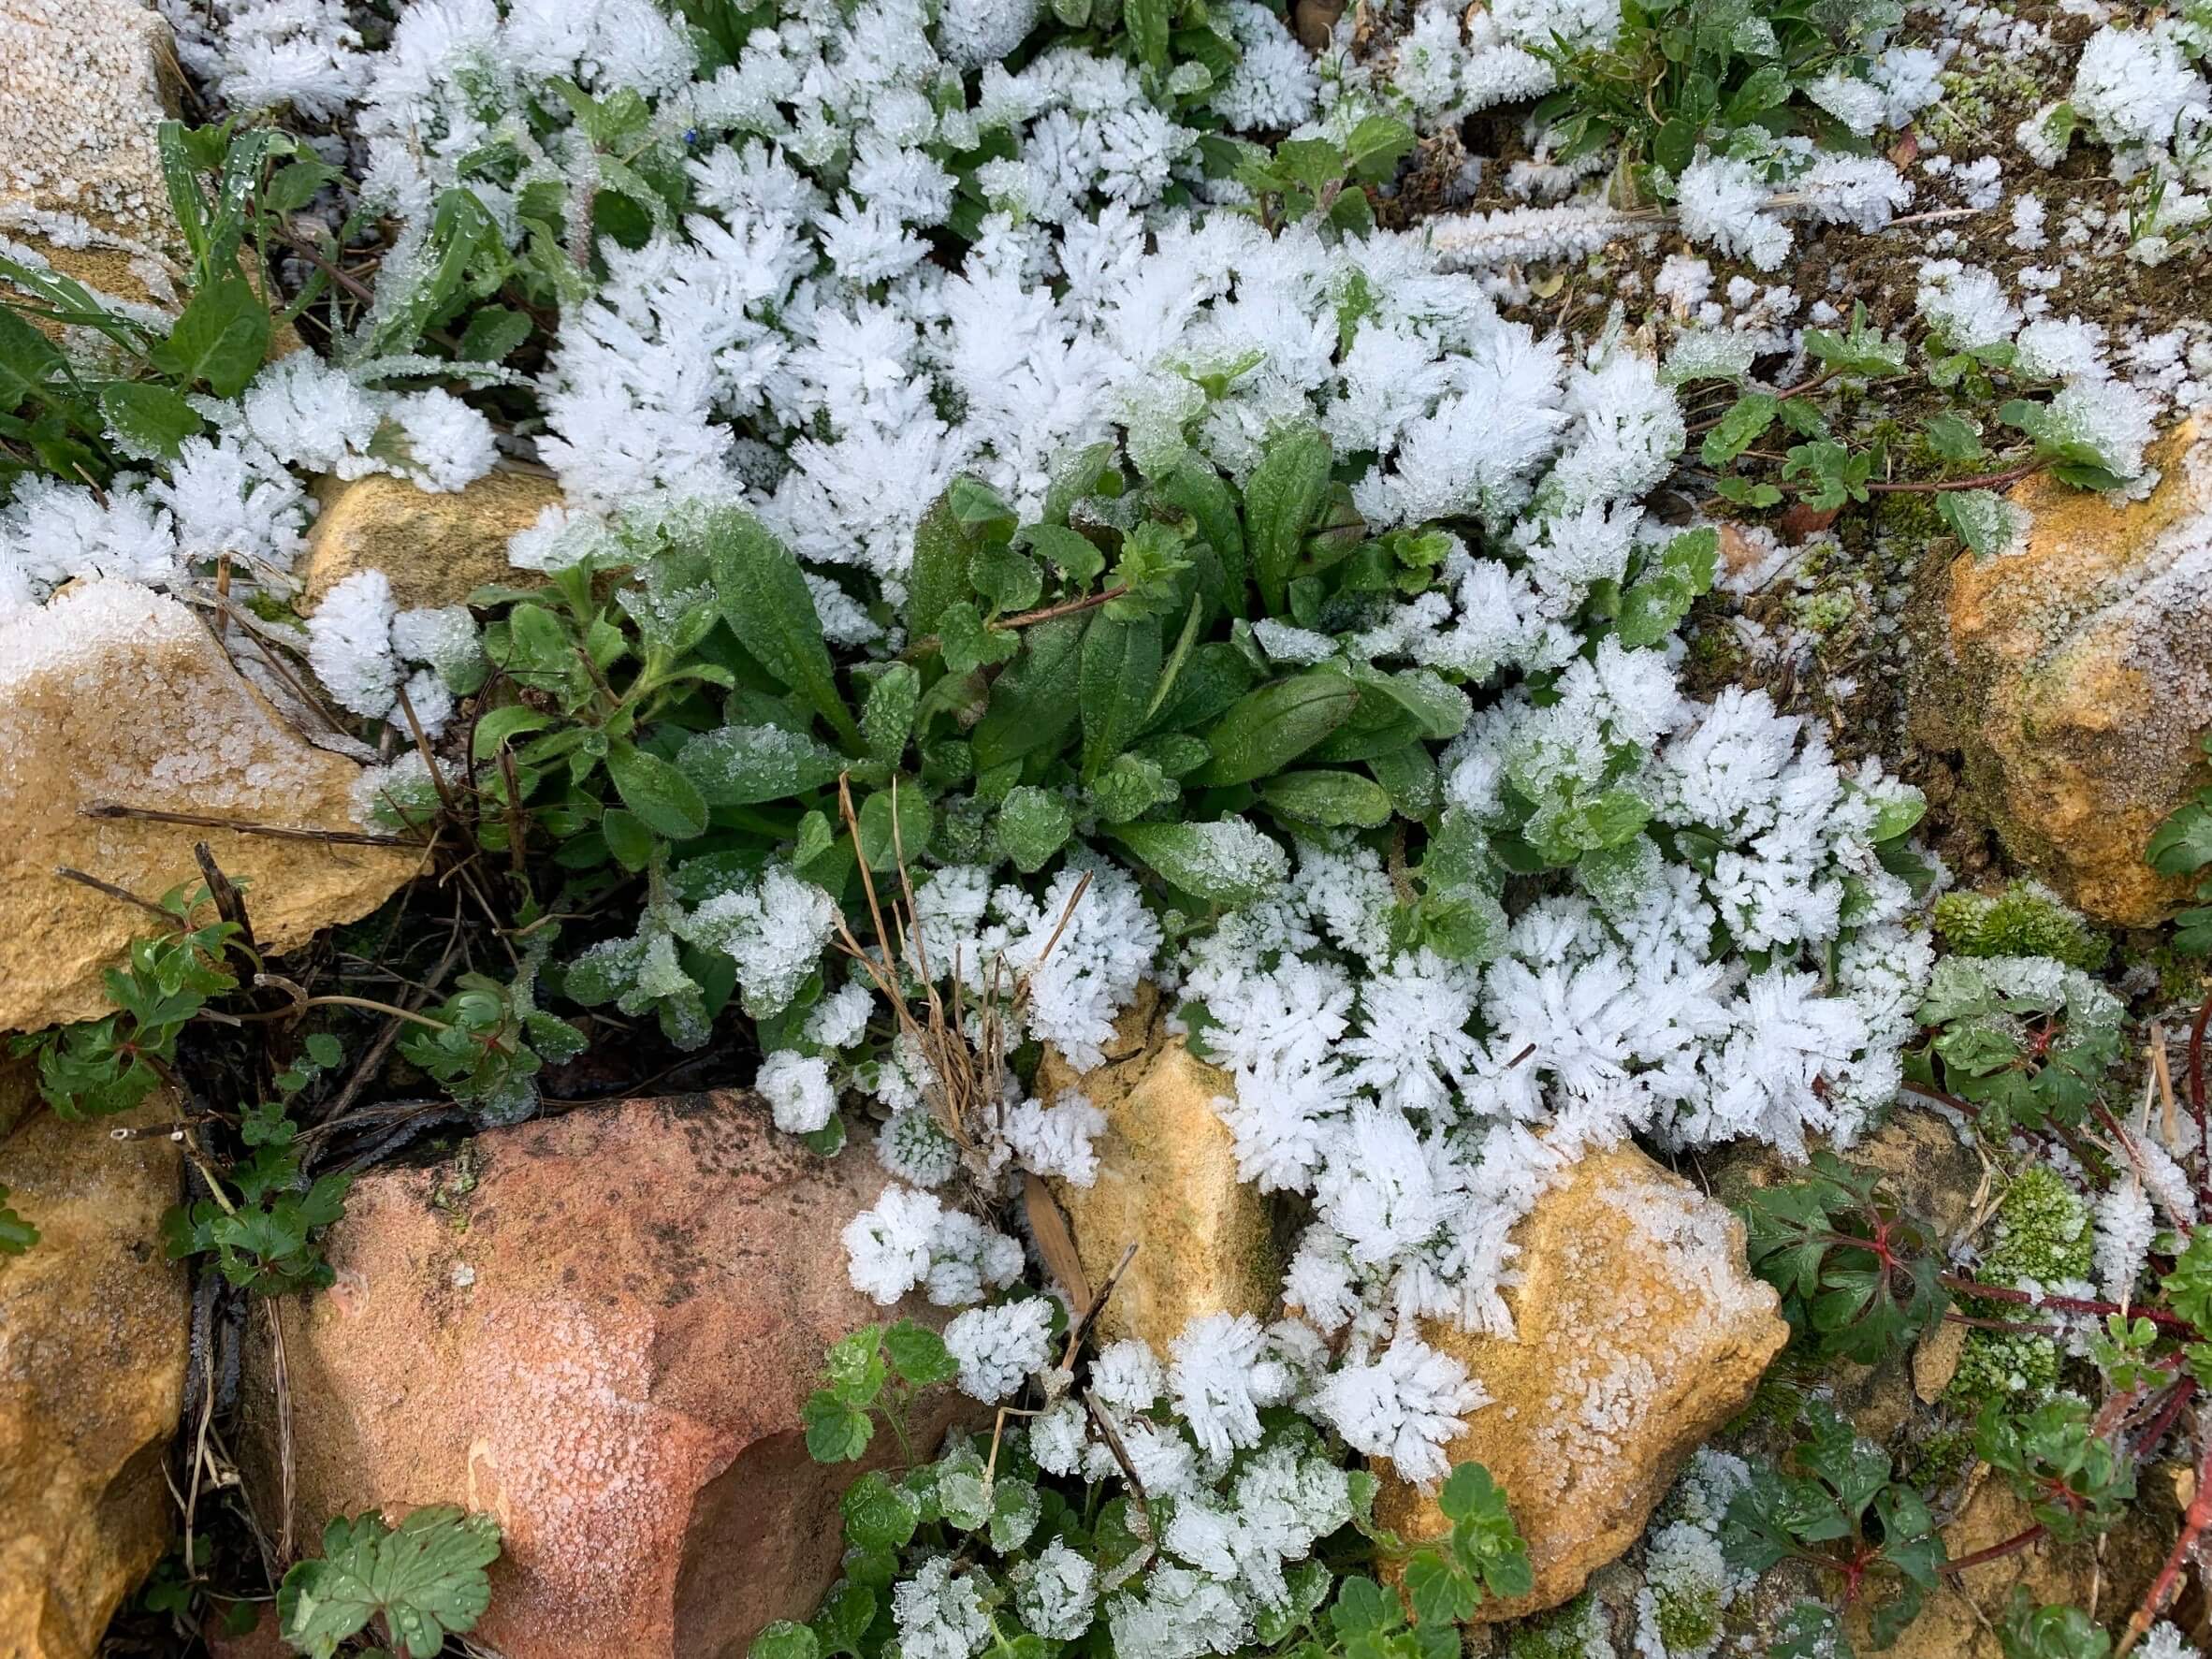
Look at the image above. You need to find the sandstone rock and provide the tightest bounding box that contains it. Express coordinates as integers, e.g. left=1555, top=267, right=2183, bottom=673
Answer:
left=300, top=470, right=560, bottom=613
left=1913, top=419, right=2212, bottom=926
left=0, top=0, right=187, bottom=324
left=243, top=1092, right=968, bottom=1659
left=1375, top=1143, right=1788, bottom=1621
left=0, top=1097, right=188, bottom=1659
left=0, top=581, right=419, bottom=1032
left=1033, top=986, right=1280, bottom=1353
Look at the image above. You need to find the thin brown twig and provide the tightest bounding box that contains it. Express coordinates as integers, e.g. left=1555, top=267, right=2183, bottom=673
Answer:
left=81, top=802, right=419, bottom=847
left=52, top=865, right=175, bottom=922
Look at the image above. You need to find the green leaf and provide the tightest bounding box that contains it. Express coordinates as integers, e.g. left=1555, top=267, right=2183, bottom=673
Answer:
left=605, top=738, right=708, bottom=839
left=1330, top=1577, right=1396, bottom=1639
left=1110, top=818, right=1287, bottom=907
left=96, top=381, right=203, bottom=458
left=841, top=1471, right=923, bottom=1551
left=1126, top=0, right=1171, bottom=69
left=1935, top=488, right=2015, bottom=558
left=0, top=306, right=65, bottom=408
left=2148, top=802, right=2212, bottom=876
left=1925, top=413, right=1984, bottom=462
left=454, top=305, right=531, bottom=363
left=969, top=543, right=1043, bottom=613
left=1260, top=769, right=1393, bottom=827
left=1700, top=393, right=1779, bottom=466
left=802, top=1390, right=874, bottom=1463
left=1079, top=613, right=1164, bottom=781
left=1196, top=668, right=1360, bottom=787
left=861, top=665, right=921, bottom=766
left=971, top=616, right=1085, bottom=772
left=1245, top=425, right=1332, bottom=614
left=0, top=1183, right=36, bottom=1255
left=1652, top=114, right=1698, bottom=175
left=857, top=785, right=932, bottom=871
left=997, top=785, right=1075, bottom=874
left=147, top=276, right=271, bottom=397
left=708, top=511, right=859, bottom=748
left=907, top=490, right=973, bottom=645
left=750, top=1621, right=822, bottom=1659
left=883, top=1319, right=959, bottom=1387
left=277, top=1507, right=500, bottom=1659
left=600, top=807, right=657, bottom=870
left=471, top=706, right=554, bottom=758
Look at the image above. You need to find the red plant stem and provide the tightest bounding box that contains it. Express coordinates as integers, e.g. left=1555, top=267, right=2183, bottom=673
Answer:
left=1942, top=1522, right=2045, bottom=1576
left=2131, top=1377, right=2199, bottom=1460
left=2118, top=1426, right=2212, bottom=1656
left=1937, top=1273, right=2204, bottom=1336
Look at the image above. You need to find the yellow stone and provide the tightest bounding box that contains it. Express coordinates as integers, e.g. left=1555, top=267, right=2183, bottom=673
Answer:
left=0, top=580, right=420, bottom=1032
left=300, top=470, right=562, bottom=614
left=1375, top=1143, right=1787, bottom=1621
left=1, top=0, right=189, bottom=333
left=1914, top=418, right=2212, bottom=926
left=1033, top=986, right=1279, bottom=1353
left=0, top=1093, right=188, bottom=1659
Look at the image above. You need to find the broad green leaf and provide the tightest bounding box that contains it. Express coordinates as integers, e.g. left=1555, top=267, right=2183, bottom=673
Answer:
left=1936, top=488, right=2015, bottom=558
left=841, top=1471, right=923, bottom=1552
left=96, top=381, right=202, bottom=458
left=750, top=1622, right=822, bottom=1659
left=1079, top=613, right=1163, bottom=781
left=997, top=785, right=1075, bottom=874
left=1245, top=425, right=1332, bottom=614
left=861, top=664, right=921, bottom=766
left=1126, top=0, right=1171, bottom=69
left=802, top=1391, right=873, bottom=1462
left=1110, top=818, right=1288, bottom=907
left=857, top=784, right=932, bottom=871
left=1700, top=393, right=1779, bottom=466
left=708, top=511, right=859, bottom=748
left=148, top=275, right=271, bottom=397
left=0, top=307, right=65, bottom=408
left=471, top=706, right=555, bottom=757
left=1150, top=459, right=1246, bottom=616
left=605, top=739, right=708, bottom=838
left=457, top=306, right=532, bottom=363
left=1260, top=769, right=1392, bottom=827
left=1196, top=667, right=1360, bottom=786
left=883, top=1319, right=959, bottom=1386
left=908, top=490, right=973, bottom=644
left=970, top=616, right=1086, bottom=771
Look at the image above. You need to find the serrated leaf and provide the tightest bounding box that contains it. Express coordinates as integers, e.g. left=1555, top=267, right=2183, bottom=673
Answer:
left=1700, top=393, right=1779, bottom=465
left=277, top=1507, right=500, bottom=1659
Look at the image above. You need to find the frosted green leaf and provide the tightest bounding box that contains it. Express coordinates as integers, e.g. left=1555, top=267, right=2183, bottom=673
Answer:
left=677, top=725, right=846, bottom=806
left=278, top=1507, right=500, bottom=1659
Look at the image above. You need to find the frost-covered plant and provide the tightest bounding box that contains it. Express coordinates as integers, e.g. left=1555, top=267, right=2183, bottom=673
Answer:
left=1527, top=0, right=1939, bottom=200
left=1739, top=1149, right=1946, bottom=1365
left=1909, top=956, right=2127, bottom=1140
left=767, top=1317, right=1530, bottom=1659
left=1946, top=1164, right=2094, bottom=1408
left=1681, top=295, right=2157, bottom=552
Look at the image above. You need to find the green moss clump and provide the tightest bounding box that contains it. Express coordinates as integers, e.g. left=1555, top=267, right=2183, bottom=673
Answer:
left=1655, top=1580, right=1724, bottom=1653
left=1987, top=1165, right=2095, bottom=1284
left=1932, top=881, right=2107, bottom=971
left=1944, top=1165, right=2094, bottom=1409
left=1506, top=1595, right=1605, bottom=1659
left=1903, top=1424, right=1978, bottom=1491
